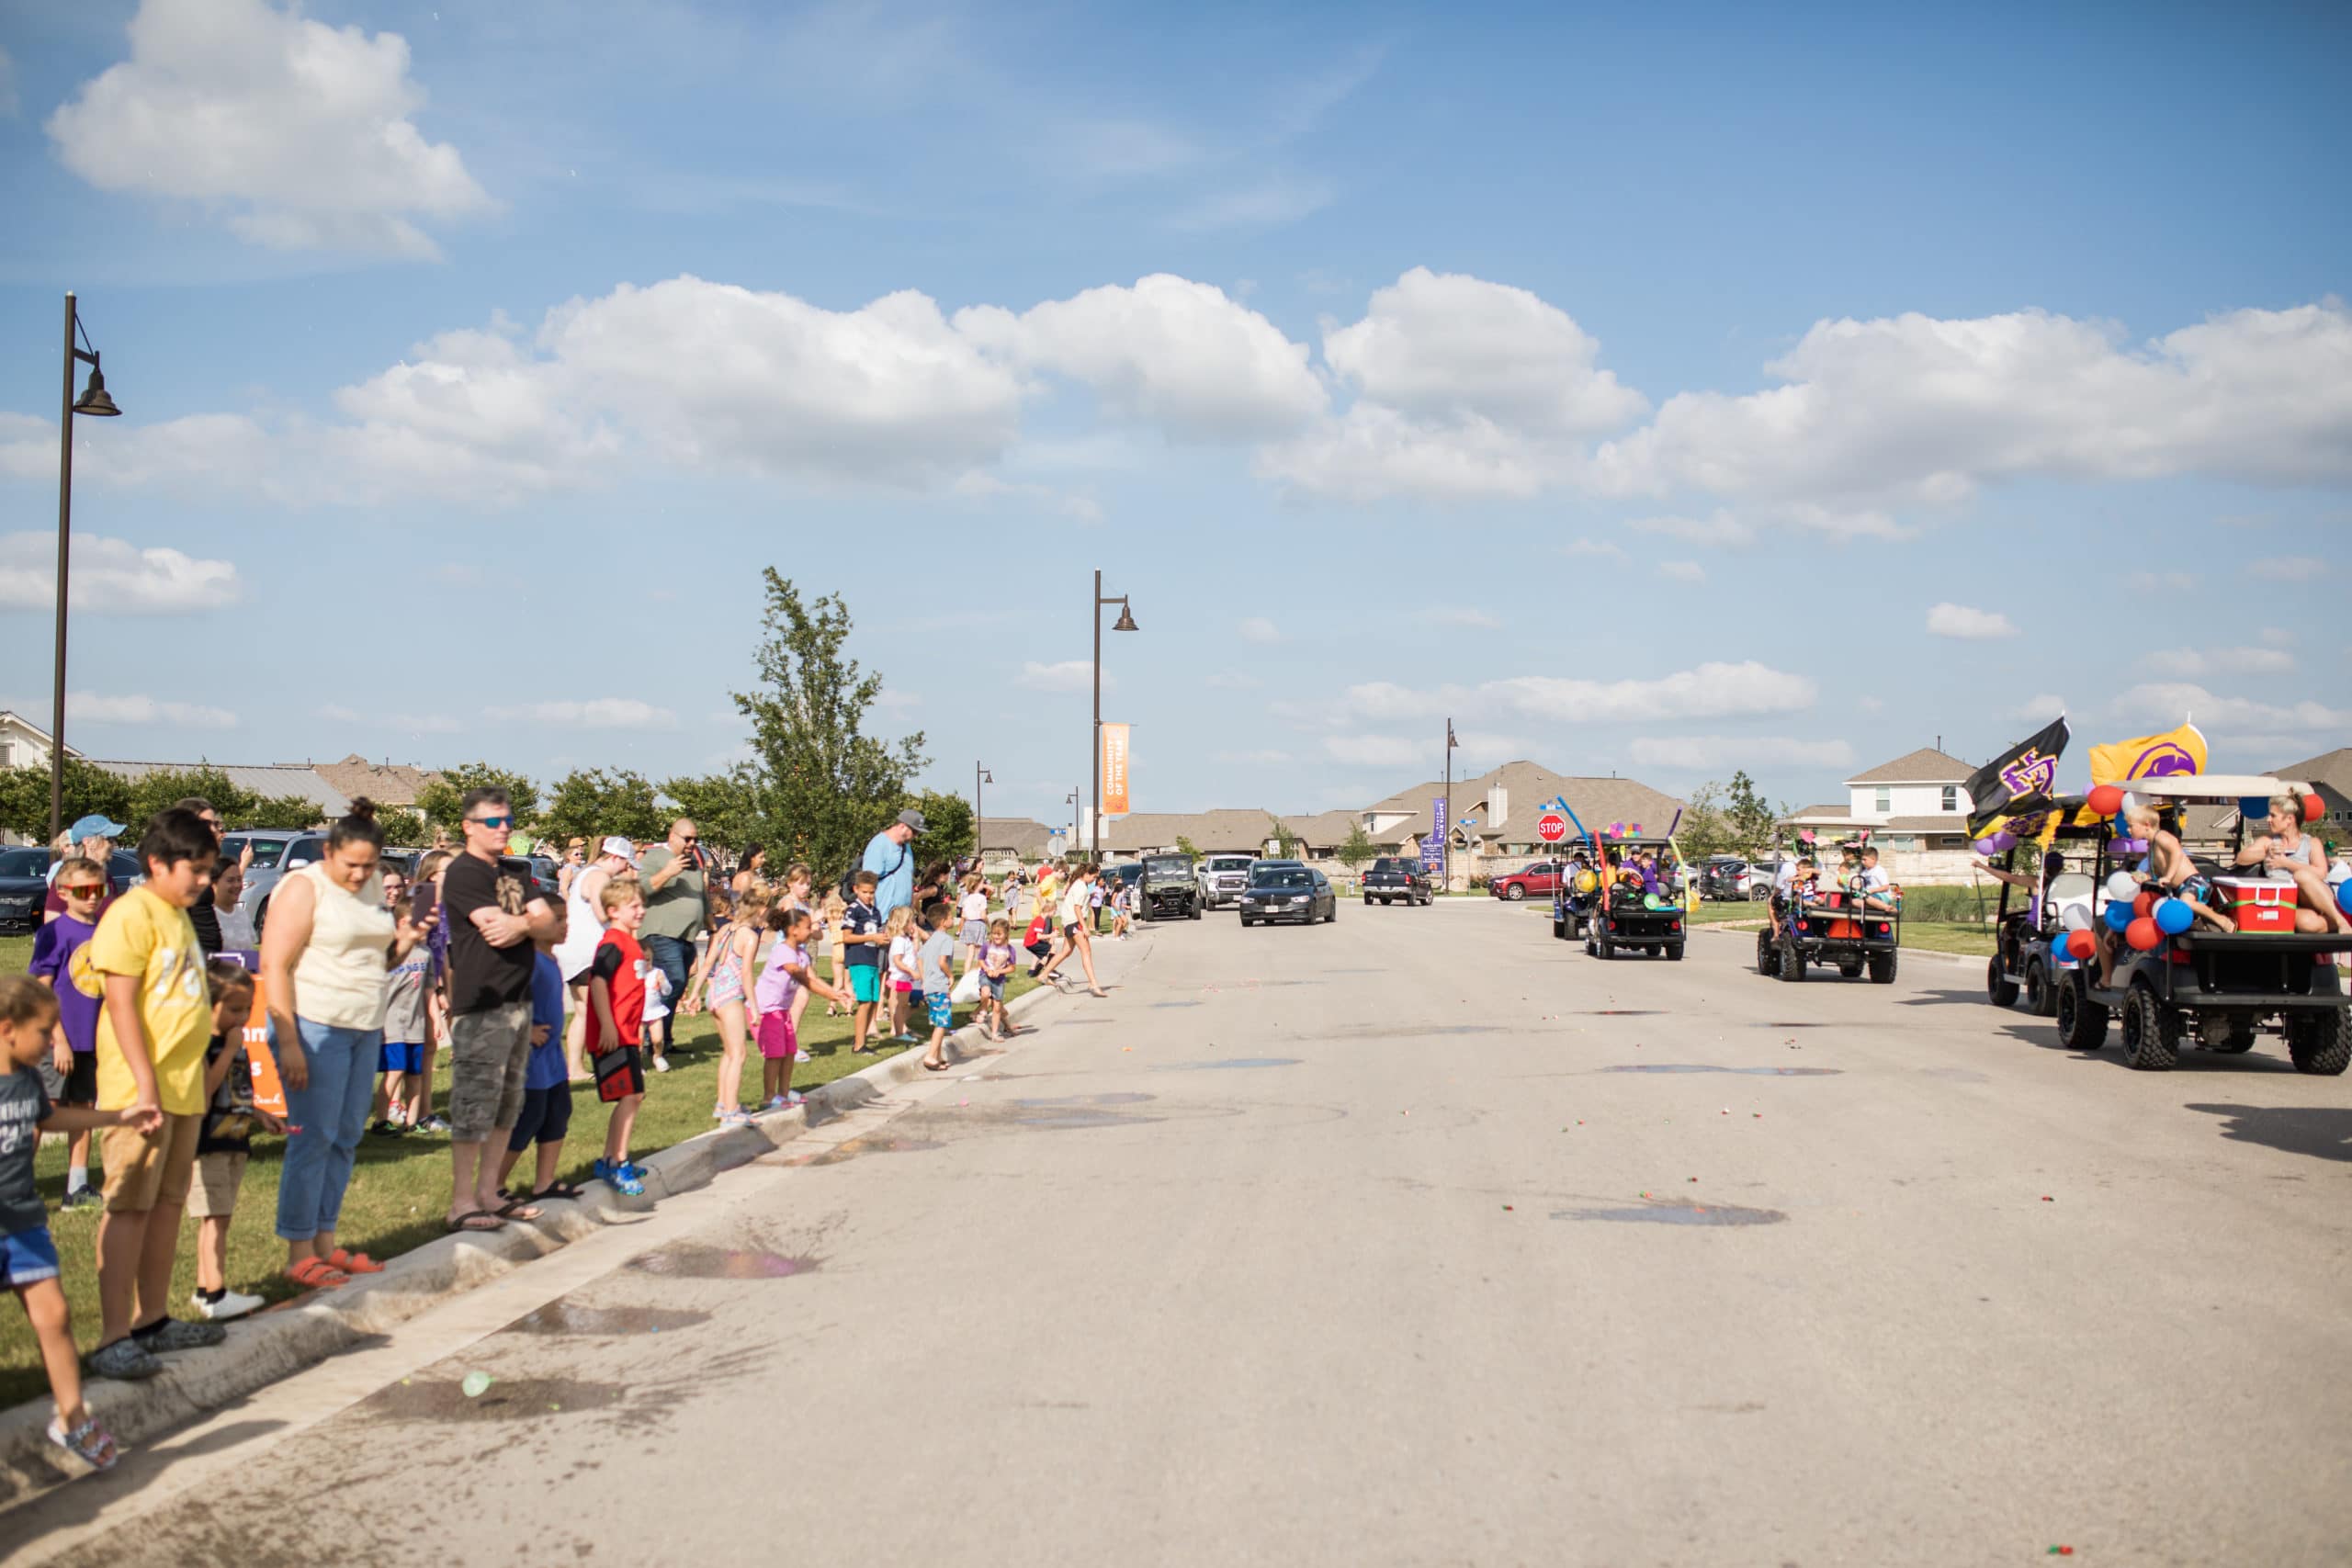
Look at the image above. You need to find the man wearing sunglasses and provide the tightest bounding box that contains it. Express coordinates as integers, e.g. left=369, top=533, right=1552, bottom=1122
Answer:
left=439, top=789, right=561, bottom=1233
left=637, top=819, right=706, bottom=1073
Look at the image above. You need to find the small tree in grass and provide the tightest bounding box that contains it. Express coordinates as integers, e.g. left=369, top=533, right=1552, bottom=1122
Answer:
left=1337, top=823, right=1374, bottom=869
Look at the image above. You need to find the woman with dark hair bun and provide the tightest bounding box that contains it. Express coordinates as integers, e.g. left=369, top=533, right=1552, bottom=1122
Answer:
left=258, top=799, right=438, bottom=1290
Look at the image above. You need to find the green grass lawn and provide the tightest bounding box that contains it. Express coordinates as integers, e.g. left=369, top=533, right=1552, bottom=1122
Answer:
left=0, top=936, right=1034, bottom=1412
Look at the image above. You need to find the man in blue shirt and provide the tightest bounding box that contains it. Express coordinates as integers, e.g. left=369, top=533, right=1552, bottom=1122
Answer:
left=861, top=809, right=925, bottom=919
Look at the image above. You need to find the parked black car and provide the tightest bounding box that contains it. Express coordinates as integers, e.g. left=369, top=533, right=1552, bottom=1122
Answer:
left=0, top=847, right=49, bottom=933
left=1362, top=855, right=1432, bottom=906
left=1240, top=864, right=1337, bottom=927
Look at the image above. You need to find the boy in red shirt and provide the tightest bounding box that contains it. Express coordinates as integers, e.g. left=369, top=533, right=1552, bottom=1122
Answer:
left=584, top=877, right=650, bottom=1199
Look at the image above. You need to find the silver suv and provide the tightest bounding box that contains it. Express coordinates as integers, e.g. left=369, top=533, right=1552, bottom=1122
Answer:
left=222, top=829, right=327, bottom=940
left=1198, top=853, right=1256, bottom=910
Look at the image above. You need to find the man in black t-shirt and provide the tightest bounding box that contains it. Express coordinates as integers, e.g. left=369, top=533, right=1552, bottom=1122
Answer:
left=440, top=788, right=560, bottom=1232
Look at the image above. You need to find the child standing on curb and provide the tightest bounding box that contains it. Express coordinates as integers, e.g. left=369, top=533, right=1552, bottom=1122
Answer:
left=918, top=902, right=958, bottom=1072
left=585, top=877, right=650, bottom=1199
left=498, top=907, right=582, bottom=1205
left=2, top=974, right=159, bottom=1469
left=29, top=856, right=107, bottom=1209
left=188, top=962, right=273, bottom=1321
left=685, top=884, right=769, bottom=1123
left=752, top=907, right=847, bottom=1112
left=372, top=892, right=435, bottom=1138
left=884, top=905, right=919, bottom=1043
left=979, top=919, right=1016, bottom=1043
left=840, top=871, right=886, bottom=1054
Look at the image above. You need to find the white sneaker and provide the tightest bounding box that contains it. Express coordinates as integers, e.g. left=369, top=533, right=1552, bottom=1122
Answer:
left=192, top=1289, right=264, bottom=1322
left=652, top=1056, right=671, bottom=1073
left=793, top=1049, right=810, bottom=1063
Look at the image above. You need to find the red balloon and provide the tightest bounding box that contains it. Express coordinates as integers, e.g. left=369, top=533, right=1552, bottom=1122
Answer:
left=2087, top=784, right=2125, bottom=816
left=2303, top=793, right=2325, bottom=824
left=2125, top=916, right=2163, bottom=951
left=2066, top=929, right=2097, bottom=960
left=2133, top=890, right=2156, bottom=919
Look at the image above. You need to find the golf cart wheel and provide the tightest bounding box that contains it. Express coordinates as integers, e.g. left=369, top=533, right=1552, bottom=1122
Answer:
left=2120, top=987, right=2182, bottom=1072
left=2023, top=961, right=2051, bottom=1016
left=1505, top=884, right=1526, bottom=901
left=1756, top=929, right=1780, bottom=977
left=1666, top=942, right=1684, bottom=962
left=1838, top=961, right=1863, bottom=979
left=2055, top=976, right=2107, bottom=1053
left=1553, top=918, right=1567, bottom=940
left=2287, top=1009, right=2352, bottom=1076
left=1778, top=944, right=1807, bottom=983
left=1986, top=957, right=2019, bottom=1009
left=1868, top=951, right=1897, bottom=985
left=1594, top=928, right=1615, bottom=960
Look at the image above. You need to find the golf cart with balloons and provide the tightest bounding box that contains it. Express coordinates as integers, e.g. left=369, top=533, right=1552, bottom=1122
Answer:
left=1753, top=830, right=1902, bottom=983
left=2048, top=775, right=2351, bottom=1074
left=1973, top=797, right=2115, bottom=1018
left=1544, top=808, right=1691, bottom=960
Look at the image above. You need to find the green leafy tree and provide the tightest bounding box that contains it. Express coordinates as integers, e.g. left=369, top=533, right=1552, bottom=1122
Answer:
left=1337, top=823, right=1375, bottom=869
left=659, top=771, right=763, bottom=861
left=1675, top=782, right=1735, bottom=863
left=0, top=759, right=133, bottom=840
left=908, top=789, right=973, bottom=869
left=1266, top=816, right=1302, bottom=857
left=539, top=768, right=667, bottom=848
left=374, top=807, right=429, bottom=847
left=1724, top=771, right=1780, bottom=858
left=415, top=762, right=541, bottom=831
left=1173, top=835, right=1199, bottom=859
left=734, top=571, right=927, bottom=878
left=117, top=765, right=325, bottom=832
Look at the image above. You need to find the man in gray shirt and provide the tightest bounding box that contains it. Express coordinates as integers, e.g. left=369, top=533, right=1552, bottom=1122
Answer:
left=636, top=818, right=706, bottom=1070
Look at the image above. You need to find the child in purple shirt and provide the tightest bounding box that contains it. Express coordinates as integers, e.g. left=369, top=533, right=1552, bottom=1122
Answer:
left=28, top=858, right=107, bottom=1207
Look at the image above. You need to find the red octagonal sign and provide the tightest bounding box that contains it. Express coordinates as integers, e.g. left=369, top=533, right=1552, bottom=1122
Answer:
left=1537, top=812, right=1568, bottom=843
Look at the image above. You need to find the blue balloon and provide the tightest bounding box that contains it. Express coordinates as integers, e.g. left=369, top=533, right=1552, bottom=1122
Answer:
left=2104, top=900, right=2135, bottom=932
left=2154, top=897, right=2194, bottom=936
left=2241, top=795, right=2271, bottom=818
left=2338, top=880, right=2352, bottom=918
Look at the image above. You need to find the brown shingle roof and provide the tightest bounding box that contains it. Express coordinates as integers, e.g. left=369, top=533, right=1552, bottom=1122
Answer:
left=978, top=818, right=1055, bottom=857
left=312, top=753, right=441, bottom=809
left=1372, top=761, right=1685, bottom=848
left=1846, top=747, right=1974, bottom=784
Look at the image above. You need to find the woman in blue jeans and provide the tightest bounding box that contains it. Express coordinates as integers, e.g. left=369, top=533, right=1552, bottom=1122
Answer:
left=258, top=800, right=436, bottom=1290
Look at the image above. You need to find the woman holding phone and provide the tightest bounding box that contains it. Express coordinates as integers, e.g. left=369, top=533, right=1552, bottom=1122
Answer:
left=259, top=800, right=437, bottom=1288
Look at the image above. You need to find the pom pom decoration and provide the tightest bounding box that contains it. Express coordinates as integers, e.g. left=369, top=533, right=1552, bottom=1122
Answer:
left=2133, top=890, right=2156, bottom=919
left=2104, top=900, right=2135, bottom=932
left=2124, top=916, right=2163, bottom=952
left=2087, top=784, right=2125, bottom=817
left=2066, top=929, right=2098, bottom=960
left=2061, top=905, right=2091, bottom=931
left=2106, top=871, right=2138, bottom=901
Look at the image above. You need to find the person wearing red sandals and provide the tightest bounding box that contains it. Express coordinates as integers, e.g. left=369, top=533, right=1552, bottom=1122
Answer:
left=260, top=801, right=437, bottom=1291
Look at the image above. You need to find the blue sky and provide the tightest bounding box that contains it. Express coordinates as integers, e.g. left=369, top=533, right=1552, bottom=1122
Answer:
left=1, top=0, right=2346, bottom=833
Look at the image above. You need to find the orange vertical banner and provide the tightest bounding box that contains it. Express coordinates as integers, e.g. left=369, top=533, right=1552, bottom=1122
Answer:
left=1101, top=723, right=1131, bottom=816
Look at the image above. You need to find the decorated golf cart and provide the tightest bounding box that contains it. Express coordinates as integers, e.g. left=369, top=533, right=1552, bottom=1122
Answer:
left=1543, top=805, right=1691, bottom=960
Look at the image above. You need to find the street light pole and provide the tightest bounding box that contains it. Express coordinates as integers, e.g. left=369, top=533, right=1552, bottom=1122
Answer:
left=1089, top=568, right=1137, bottom=867
left=974, top=763, right=991, bottom=872
left=51, top=292, right=122, bottom=844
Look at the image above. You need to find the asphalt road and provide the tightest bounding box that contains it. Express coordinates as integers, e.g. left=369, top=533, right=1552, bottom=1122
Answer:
left=10, top=900, right=2352, bottom=1566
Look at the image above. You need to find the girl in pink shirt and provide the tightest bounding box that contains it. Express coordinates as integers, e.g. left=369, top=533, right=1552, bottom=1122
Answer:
left=752, top=908, right=846, bottom=1111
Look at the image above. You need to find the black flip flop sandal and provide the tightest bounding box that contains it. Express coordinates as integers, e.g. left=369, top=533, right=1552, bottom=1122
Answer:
left=532, top=1181, right=586, bottom=1201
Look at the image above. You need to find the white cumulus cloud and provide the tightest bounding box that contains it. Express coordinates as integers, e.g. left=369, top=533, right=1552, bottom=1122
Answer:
left=57, top=691, right=238, bottom=728
left=1339, top=661, right=1816, bottom=728
left=1238, top=617, right=1282, bottom=643
left=0, top=531, right=239, bottom=613
left=2111, top=682, right=2351, bottom=736
left=2145, top=647, right=2297, bottom=678
left=483, top=698, right=676, bottom=729
left=1926, top=603, right=2018, bottom=639
left=1018, top=660, right=1100, bottom=693
left=1630, top=510, right=1756, bottom=547
left=47, top=0, right=492, bottom=258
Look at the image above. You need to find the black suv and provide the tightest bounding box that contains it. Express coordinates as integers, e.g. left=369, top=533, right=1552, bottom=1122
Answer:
left=1362, top=856, right=1432, bottom=906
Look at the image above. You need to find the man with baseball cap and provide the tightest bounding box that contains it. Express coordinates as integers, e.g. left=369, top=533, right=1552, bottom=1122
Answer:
left=551, top=837, right=634, bottom=1080
left=46, top=814, right=130, bottom=923
left=860, top=808, right=925, bottom=923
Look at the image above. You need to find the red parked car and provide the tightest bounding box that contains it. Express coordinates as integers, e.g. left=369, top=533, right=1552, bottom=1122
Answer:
left=1488, top=862, right=1566, bottom=901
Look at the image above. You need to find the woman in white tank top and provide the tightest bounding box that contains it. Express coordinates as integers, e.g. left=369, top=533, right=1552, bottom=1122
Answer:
left=258, top=800, right=436, bottom=1288
left=553, top=838, right=632, bottom=1078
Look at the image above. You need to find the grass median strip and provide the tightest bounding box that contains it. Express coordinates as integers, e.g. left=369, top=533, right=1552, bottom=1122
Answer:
left=0, top=963, right=1035, bottom=1412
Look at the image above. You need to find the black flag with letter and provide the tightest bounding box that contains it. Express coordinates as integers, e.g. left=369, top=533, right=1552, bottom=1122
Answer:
left=1962, top=716, right=2070, bottom=833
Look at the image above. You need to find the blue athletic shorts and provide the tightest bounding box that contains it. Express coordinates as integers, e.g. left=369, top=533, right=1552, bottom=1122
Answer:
left=0, top=1225, right=61, bottom=1288
left=925, top=992, right=953, bottom=1030
left=850, top=965, right=882, bottom=1005
left=379, top=1041, right=425, bottom=1076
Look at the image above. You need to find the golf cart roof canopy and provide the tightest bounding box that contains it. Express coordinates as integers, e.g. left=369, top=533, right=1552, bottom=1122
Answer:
left=2126, top=774, right=2307, bottom=802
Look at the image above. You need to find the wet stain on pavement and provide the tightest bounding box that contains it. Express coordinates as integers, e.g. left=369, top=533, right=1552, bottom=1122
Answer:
left=1554, top=1201, right=1787, bottom=1227
left=627, top=1246, right=820, bottom=1279
left=1154, top=1056, right=1302, bottom=1071
left=1150, top=1000, right=1203, bottom=1009
left=1600, top=1064, right=1842, bottom=1077
left=359, top=1375, right=628, bottom=1423
left=1759, top=1022, right=1828, bottom=1029
left=1013, top=1093, right=1156, bottom=1107
left=1581, top=1010, right=1668, bottom=1016
left=775, top=1134, right=945, bottom=1167
left=505, top=1303, right=712, bottom=1337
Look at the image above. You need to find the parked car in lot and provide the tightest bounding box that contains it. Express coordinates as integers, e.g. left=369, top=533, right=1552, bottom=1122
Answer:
left=1489, top=862, right=1566, bottom=901
left=1362, top=856, right=1432, bottom=906
left=1240, top=863, right=1336, bottom=926
left=0, top=848, right=50, bottom=933
left=1199, top=853, right=1257, bottom=909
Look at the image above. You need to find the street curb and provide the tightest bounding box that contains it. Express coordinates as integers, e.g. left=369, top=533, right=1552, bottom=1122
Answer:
left=0, top=979, right=1069, bottom=1507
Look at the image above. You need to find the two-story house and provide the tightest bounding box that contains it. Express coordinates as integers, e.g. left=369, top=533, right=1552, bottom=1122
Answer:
left=1781, top=746, right=1978, bottom=884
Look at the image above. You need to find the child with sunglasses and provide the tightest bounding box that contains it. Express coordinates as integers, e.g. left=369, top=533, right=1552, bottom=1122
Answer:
left=28, top=857, right=108, bottom=1210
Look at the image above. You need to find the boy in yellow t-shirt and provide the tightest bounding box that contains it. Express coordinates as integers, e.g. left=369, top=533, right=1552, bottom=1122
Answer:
left=86, top=809, right=222, bottom=1382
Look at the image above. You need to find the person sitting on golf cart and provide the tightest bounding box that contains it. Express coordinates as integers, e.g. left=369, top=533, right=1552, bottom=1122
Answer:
left=1852, top=845, right=1898, bottom=912
left=2232, top=791, right=2352, bottom=936
left=2096, top=805, right=2233, bottom=988
left=1768, top=856, right=1817, bottom=941
left=1975, top=850, right=2068, bottom=930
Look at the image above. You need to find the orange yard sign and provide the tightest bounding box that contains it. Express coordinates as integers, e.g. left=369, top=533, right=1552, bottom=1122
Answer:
left=1102, top=723, right=1131, bottom=816
left=220, top=951, right=288, bottom=1116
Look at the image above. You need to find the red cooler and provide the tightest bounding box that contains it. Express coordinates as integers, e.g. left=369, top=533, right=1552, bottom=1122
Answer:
left=2215, top=875, right=2299, bottom=933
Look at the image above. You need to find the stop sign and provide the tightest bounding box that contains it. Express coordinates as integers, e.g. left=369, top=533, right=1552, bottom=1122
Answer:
left=1537, top=812, right=1568, bottom=843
